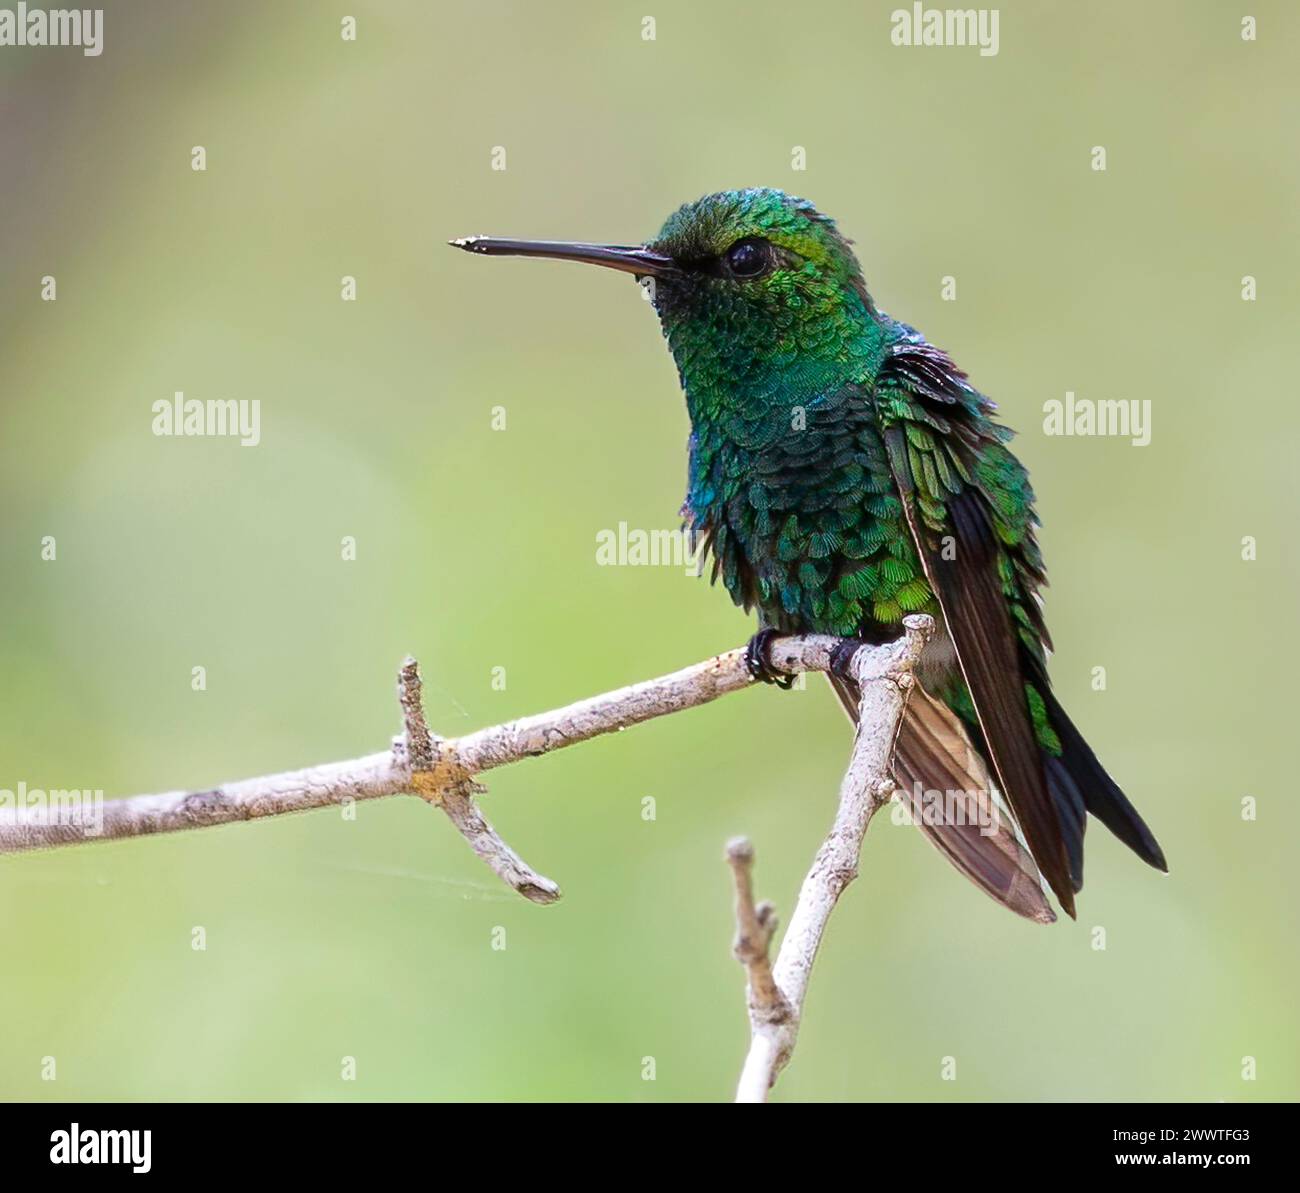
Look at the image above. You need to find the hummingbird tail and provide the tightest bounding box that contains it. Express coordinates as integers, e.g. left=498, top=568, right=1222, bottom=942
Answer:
left=828, top=674, right=1055, bottom=924
left=1036, top=684, right=1168, bottom=888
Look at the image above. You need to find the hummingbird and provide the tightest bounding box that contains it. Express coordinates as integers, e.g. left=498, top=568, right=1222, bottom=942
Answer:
left=452, top=188, right=1166, bottom=922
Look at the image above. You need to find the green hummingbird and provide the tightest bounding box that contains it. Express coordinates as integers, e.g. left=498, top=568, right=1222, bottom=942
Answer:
left=453, top=188, right=1166, bottom=922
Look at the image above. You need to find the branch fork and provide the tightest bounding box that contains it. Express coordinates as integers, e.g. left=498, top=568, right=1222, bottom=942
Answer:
left=0, top=615, right=937, bottom=1101
left=393, top=655, right=560, bottom=904
left=728, top=615, right=934, bottom=1102
left=726, top=837, right=789, bottom=1026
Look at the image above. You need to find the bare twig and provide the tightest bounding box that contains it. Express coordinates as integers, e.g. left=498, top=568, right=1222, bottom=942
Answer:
left=1, top=618, right=937, bottom=1099
left=731, top=614, right=934, bottom=1103
left=395, top=656, right=560, bottom=904
left=0, top=632, right=913, bottom=906
left=725, top=837, right=787, bottom=1020
left=397, top=656, right=436, bottom=772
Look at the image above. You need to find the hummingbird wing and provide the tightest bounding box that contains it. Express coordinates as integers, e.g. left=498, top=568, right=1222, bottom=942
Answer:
left=828, top=673, right=1054, bottom=923
left=872, top=331, right=1078, bottom=917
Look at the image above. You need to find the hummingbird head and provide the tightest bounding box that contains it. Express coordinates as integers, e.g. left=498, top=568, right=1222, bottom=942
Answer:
left=642, top=189, right=878, bottom=406
left=452, top=188, right=882, bottom=413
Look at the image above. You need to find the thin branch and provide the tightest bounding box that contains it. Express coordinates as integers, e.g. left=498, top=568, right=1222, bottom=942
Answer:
left=1, top=617, right=937, bottom=1099
left=725, top=837, right=787, bottom=1020
left=0, top=631, right=914, bottom=908
left=731, top=614, right=934, bottom=1103
left=397, top=655, right=437, bottom=772
left=395, top=656, right=561, bottom=904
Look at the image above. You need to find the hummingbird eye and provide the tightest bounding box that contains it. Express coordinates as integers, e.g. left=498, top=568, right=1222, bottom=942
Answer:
left=724, top=239, right=772, bottom=280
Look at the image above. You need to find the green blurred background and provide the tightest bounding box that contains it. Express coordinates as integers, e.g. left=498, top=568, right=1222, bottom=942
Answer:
left=1, top=0, right=1296, bottom=1101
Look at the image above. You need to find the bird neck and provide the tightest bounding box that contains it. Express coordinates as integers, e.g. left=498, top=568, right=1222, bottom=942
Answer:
left=673, top=300, right=891, bottom=540
left=669, top=291, right=887, bottom=428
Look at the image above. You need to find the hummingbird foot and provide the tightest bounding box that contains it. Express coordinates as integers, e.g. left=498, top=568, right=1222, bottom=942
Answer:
left=744, top=628, right=796, bottom=690
left=828, top=638, right=868, bottom=681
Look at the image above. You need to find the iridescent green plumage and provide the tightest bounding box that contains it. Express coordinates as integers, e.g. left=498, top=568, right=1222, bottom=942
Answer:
left=454, top=187, right=1167, bottom=921
left=651, top=193, right=1061, bottom=748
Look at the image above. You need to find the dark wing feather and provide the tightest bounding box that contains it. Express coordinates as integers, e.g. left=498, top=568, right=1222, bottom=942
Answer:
left=923, top=487, right=1075, bottom=913
left=875, top=335, right=1077, bottom=916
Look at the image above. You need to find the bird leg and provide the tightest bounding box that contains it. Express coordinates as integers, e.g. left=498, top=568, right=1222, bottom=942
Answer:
left=744, top=628, right=796, bottom=690
left=828, top=637, right=870, bottom=681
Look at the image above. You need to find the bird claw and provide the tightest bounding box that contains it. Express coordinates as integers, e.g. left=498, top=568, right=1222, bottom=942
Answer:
left=828, top=638, right=865, bottom=681
left=745, top=628, right=795, bottom=690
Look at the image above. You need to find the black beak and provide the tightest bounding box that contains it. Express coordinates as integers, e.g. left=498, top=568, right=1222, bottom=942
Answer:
left=449, top=236, right=678, bottom=278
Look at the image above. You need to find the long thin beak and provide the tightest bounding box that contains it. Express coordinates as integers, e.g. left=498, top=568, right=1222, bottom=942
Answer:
left=449, top=236, right=677, bottom=278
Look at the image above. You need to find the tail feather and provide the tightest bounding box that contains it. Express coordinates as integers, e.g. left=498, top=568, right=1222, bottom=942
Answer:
left=828, top=674, right=1055, bottom=924
left=1043, top=753, right=1087, bottom=892
left=1038, top=685, right=1168, bottom=886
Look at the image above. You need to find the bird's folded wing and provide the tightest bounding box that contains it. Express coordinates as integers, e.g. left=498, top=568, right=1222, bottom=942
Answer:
left=870, top=345, right=1077, bottom=916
